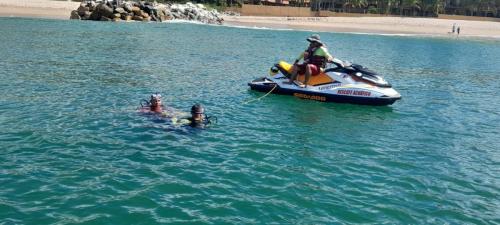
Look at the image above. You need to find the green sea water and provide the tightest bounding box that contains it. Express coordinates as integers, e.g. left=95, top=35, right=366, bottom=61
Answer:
left=0, top=17, right=499, bottom=224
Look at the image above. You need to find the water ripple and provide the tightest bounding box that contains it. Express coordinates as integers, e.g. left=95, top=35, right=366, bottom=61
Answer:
left=0, top=17, right=499, bottom=224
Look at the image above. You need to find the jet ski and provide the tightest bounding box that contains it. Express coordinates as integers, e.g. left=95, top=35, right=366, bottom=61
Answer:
left=248, top=59, right=401, bottom=106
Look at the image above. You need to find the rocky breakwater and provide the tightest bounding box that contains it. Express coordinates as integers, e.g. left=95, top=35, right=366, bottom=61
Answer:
left=70, top=1, right=223, bottom=24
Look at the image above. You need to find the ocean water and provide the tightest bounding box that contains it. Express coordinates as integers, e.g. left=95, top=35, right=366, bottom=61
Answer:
left=0, top=17, right=499, bottom=224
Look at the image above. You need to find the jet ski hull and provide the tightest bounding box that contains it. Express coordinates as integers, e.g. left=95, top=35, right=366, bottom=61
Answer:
left=248, top=79, right=401, bottom=106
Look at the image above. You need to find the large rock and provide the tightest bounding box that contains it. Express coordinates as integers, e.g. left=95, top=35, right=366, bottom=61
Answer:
left=70, top=10, right=80, bottom=20
left=100, top=16, right=112, bottom=22
left=77, top=6, right=89, bottom=16
left=122, top=14, right=132, bottom=21
left=123, top=3, right=133, bottom=12
left=131, top=6, right=141, bottom=14
left=81, top=11, right=91, bottom=20
left=114, top=7, right=126, bottom=14
left=96, top=3, right=114, bottom=18
left=89, top=10, right=101, bottom=20
left=132, top=15, right=143, bottom=21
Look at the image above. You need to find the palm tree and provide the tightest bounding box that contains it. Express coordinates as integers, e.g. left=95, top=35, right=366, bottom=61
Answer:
left=383, top=0, right=398, bottom=14
left=353, top=0, right=368, bottom=8
left=403, top=0, right=421, bottom=16
left=344, top=0, right=368, bottom=12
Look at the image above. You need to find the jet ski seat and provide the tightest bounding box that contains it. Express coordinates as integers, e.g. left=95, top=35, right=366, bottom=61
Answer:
left=277, top=61, right=335, bottom=86
left=296, top=73, right=334, bottom=86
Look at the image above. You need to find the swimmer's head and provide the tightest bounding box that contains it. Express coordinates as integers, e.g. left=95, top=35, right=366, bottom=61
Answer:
left=191, top=104, right=204, bottom=115
left=150, top=94, right=162, bottom=107
left=191, top=104, right=205, bottom=121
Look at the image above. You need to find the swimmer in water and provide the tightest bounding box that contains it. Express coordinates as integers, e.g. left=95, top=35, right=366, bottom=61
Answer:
left=172, top=104, right=216, bottom=128
left=139, top=93, right=164, bottom=114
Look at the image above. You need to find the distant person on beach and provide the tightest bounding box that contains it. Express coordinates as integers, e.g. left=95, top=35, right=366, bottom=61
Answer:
left=285, top=34, right=334, bottom=88
left=452, top=23, right=456, bottom=33
left=457, top=26, right=461, bottom=35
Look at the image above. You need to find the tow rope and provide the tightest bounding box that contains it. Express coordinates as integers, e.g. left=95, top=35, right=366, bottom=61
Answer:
left=243, top=84, right=278, bottom=105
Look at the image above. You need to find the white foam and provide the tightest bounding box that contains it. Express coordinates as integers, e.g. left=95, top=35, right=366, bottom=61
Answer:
left=163, top=19, right=205, bottom=25
left=221, top=24, right=295, bottom=31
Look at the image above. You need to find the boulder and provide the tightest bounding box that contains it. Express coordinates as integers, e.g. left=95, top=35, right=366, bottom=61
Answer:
left=123, top=3, right=133, bottom=12
left=82, top=11, right=91, bottom=20
left=150, top=13, right=159, bottom=22
left=113, top=18, right=122, bottom=22
left=88, top=2, right=96, bottom=11
left=114, top=7, right=126, bottom=14
left=132, top=15, right=143, bottom=21
left=131, top=6, right=141, bottom=14
left=100, top=16, right=113, bottom=22
left=70, top=10, right=80, bottom=20
left=159, top=14, right=172, bottom=21
left=89, top=10, right=101, bottom=21
left=77, top=6, right=89, bottom=17
left=122, top=14, right=132, bottom=21
left=96, top=3, right=114, bottom=18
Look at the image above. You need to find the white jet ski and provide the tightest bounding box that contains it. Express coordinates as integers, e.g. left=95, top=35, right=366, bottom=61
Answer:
left=248, top=59, right=401, bottom=106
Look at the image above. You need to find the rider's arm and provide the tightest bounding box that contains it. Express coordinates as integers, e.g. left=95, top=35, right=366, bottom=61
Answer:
left=318, top=47, right=334, bottom=62
left=295, top=52, right=304, bottom=64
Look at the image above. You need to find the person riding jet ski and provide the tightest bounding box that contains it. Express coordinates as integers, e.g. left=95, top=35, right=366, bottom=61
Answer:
left=285, top=34, right=336, bottom=88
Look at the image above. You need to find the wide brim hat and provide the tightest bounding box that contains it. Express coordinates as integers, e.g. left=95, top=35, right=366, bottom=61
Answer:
left=306, top=34, right=323, bottom=45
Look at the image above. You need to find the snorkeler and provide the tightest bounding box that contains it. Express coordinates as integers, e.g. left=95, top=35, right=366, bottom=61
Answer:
left=172, top=104, right=216, bottom=128
left=139, top=93, right=164, bottom=114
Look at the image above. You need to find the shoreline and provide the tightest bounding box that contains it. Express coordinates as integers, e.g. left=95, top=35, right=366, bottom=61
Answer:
left=222, top=16, right=500, bottom=39
left=1, top=0, right=500, bottom=39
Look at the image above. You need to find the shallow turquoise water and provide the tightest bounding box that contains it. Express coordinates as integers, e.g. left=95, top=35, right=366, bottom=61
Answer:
left=1, top=17, right=499, bottom=224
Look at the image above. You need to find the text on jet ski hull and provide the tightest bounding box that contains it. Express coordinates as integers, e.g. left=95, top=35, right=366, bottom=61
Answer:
left=337, top=90, right=371, bottom=96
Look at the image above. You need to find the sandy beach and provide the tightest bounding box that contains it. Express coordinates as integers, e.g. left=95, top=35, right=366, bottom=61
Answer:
left=0, top=0, right=79, bottom=20
left=1, top=0, right=500, bottom=38
left=223, top=16, right=500, bottom=38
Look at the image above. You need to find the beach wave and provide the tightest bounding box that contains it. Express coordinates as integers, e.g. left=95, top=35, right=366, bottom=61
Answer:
left=221, top=23, right=296, bottom=31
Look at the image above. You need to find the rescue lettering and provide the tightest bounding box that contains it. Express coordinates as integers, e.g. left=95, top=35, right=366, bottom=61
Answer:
left=337, top=89, right=371, bottom=96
